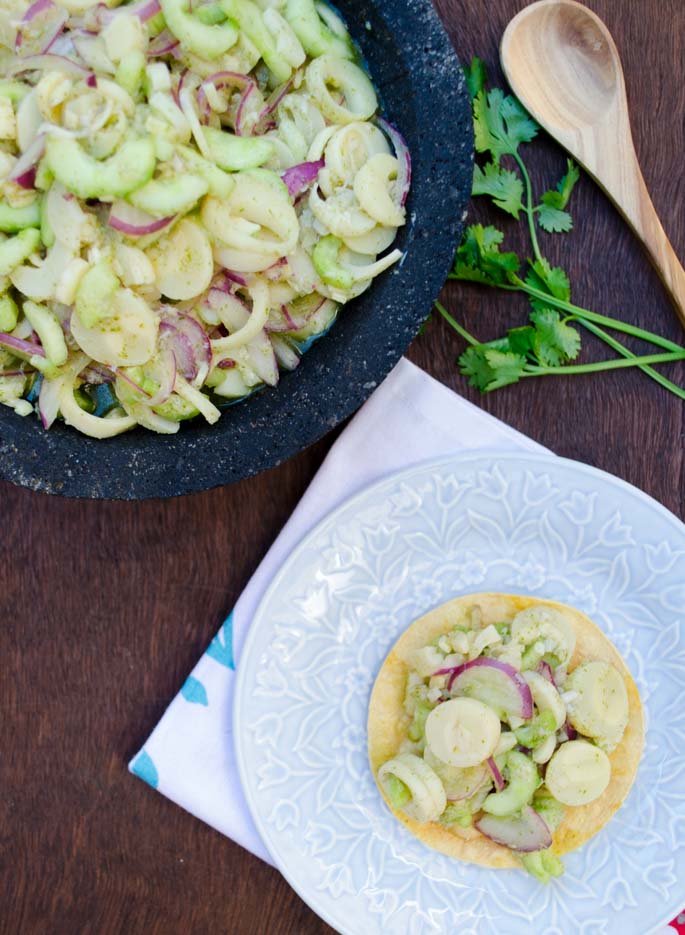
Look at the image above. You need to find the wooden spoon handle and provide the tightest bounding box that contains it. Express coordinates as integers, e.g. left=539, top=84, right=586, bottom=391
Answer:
left=615, top=160, right=685, bottom=330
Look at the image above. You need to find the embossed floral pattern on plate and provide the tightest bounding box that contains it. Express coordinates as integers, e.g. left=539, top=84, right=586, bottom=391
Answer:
left=234, top=454, right=685, bottom=935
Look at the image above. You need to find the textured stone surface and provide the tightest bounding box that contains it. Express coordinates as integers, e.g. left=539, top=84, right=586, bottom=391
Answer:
left=0, top=0, right=473, bottom=500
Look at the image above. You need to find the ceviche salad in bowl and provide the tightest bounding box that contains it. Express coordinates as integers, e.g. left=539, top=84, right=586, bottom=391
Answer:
left=0, top=0, right=410, bottom=438
left=369, top=593, right=644, bottom=883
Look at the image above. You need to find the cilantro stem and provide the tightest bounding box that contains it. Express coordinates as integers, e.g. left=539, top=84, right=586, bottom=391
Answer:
left=511, top=279, right=684, bottom=353
left=578, top=320, right=685, bottom=400
left=435, top=302, right=479, bottom=345
left=513, top=152, right=543, bottom=265
left=523, top=350, right=685, bottom=377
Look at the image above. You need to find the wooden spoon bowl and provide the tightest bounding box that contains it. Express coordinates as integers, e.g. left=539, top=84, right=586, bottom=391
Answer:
left=501, top=0, right=685, bottom=330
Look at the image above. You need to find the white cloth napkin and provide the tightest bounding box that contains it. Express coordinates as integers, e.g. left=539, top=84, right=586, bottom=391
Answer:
left=129, top=358, right=547, bottom=864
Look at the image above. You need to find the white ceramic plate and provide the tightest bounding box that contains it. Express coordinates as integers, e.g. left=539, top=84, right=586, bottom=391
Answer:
left=234, top=454, right=685, bottom=935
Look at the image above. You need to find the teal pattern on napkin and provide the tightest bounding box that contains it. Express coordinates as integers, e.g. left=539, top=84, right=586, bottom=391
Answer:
left=206, top=611, right=235, bottom=670
left=131, top=750, right=159, bottom=789
left=181, top=675, right=209, bottom=706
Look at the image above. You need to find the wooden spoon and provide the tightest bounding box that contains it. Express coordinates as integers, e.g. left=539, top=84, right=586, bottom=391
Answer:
left=500, top=0, right=685, bottom=330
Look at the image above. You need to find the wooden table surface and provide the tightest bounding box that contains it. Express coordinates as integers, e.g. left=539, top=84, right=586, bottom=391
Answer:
left=3, top=1, right=684, bottom=933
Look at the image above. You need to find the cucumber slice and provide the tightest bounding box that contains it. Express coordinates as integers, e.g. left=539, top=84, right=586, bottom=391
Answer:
left=544, top=740, right=611, bottom=806
left=0, top=294, right=18, bottom=331
left=129, top=175, right=209, bottom=218
left=354, top=153, right=405, bottom=228
left=177, top=145, right=236, bottom=199
left=532, top=733, right=557, bottom=764
left=424, top=746, right=489, bottom=801
left=565, top=661, right=629, bottom=752
left=0, top=228, right=41, bottom=276
left=523, top=670, right=566, bottom=730
left=23, top=301, right=67, bottom=366
left=425, top=697, right=501, bottom=769
left=0, top=201, right=41, bottom=233
left=70, top=289, right=158, bottom=368
left=520, top=849, right=565, bottom=883
left=222, top=0, right=292, bottom=83
left=196, top=2, right=226, bottom=25
left=148, top=218, right=214, bottom=301
left=40, top=195, right=54, bottom=248
left=511, top=606, right=576, bottom=668
left=407, top=699, right=433, bottom=744
left=532, top=787, right=566, bottom=833
left=378, top=753, right=446, bottom=823
left=116, top=49, right=146, bottom=98
left=0, top=81, right=29, bottom=104
left=385, top=774, right=412, bottom=809
left=285, top=0, right=352, bottom=59
left=312, top=234, right=353, bottom=290
left=161, top=0, right=239, bottom=59
left=153, top=393, right=198, bottom=422
left=482, top=751, right=539, bottom=817
left=514, top=710, right=556, bottom=748
left=75, top=261, right=120, bottom=329
left=45, top=137, right=156, bottom=199
left=203, top=127, right=275, bottom=172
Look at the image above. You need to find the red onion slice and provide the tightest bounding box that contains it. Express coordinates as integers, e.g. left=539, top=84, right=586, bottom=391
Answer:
left=8, top=53, right=90, bottom=77
left=108, top=200, right=175, bottom=236
left=234, top=82, right=256, bottom=136
left=142, top=349, right=176, bottom=407
left=0, top=369, right=34, bottom=378
left=221, top=270, right=248, bottom=288
left=270, top=335, right=300, bottom=372
left=9, top=134, right=46, bottom=190
left=377, top=116, right=412, bottom=207
left=0, top=333, right=45, bottom=358
left=116, top=368, right=151, bottom=398
left=160, top=310, right=211, bottom=385
left=486, top=757, right=505, bottom=792
left=253, top=73, right=296, bottom=134
left=435, top=657, right=534, bottom=720
left=197, top=71, right=255, bottom=125
left=475, top=806, right=552, bottom=853
left=281, top=159, right=325, bottom=200
left=147, top=29, right=180, bottom=57
left=100, top=0, right=161, bottom=24
left=80, top=363, right=114, bottom=385
left=536, top=660, right=556, bottom=686
left=38, top=372, right=60, bottom=429
left=16, top=0, right=67, bottom=56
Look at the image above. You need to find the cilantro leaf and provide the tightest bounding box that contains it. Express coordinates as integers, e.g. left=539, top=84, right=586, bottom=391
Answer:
left=459, top=346, right=494, bottom=391
left=473, top=162, right=524, bottom=218
left=508, top=325, right=535, bottom=357
left=459, top=345, right=527, bottom=392
left=473, top=88, right=538, bottom=165
left=530, top=309, right=581, bottom=366
left=483, top=349, right=527, bottom=389
left=453, top=225, right=520, bottom=287
left=525, top=258, right=571, bottom=310
left=543, top=159, right=580, bottom=210
left=464, top=57, right=487, bottom=101
left=535, top=160, right=580, bottom=232
left=537, top=203, right=573, bottom=233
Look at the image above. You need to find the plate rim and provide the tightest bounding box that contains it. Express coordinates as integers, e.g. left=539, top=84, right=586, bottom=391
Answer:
left=234, top=451, right=685, bottom=934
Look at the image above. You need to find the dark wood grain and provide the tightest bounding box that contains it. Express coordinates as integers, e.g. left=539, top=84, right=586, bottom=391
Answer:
left=2, top=2, right=684, bottom=933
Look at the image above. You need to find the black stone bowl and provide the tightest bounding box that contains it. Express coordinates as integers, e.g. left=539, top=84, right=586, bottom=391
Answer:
left=0, top=0, right=473, bottom=499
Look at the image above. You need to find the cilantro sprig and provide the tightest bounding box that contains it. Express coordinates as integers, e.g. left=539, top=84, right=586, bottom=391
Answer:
left=441, top=58, right=685, bottom=399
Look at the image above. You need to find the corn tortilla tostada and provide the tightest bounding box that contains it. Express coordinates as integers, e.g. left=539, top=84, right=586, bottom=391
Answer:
left=368, top=593, right=644, bottom=881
